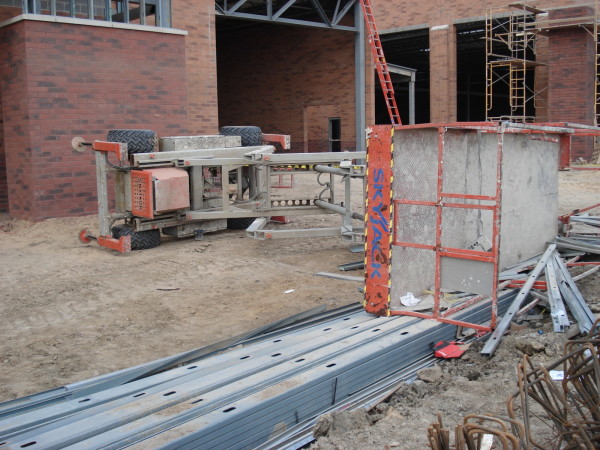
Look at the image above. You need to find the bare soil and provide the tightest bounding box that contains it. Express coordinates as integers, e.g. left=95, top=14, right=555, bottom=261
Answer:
left=0, top=170, right=598, bottom=447
left=0, top=175, right=366, bottom=401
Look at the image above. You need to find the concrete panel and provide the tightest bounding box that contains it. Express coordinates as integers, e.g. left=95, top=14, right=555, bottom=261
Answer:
left=440, top=258, right=495, bottom=297
left=499, top=133, right=559, bottom=267
left=389, top=125, right=559, bottom=304
left=159, top=135, right=241, bottom=151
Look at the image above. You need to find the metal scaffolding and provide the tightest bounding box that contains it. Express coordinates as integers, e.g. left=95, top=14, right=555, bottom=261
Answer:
left=485, top=4, right=544, bottom=123
left=526, top=1, right=600, bottom=162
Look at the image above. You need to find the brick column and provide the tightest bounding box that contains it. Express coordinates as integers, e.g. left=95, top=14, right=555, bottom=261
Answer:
left=0, top=22, right=33, bottom=216
left=429, top=24, right=457, bottom=123
left=171, top=0, right=219, bottom=134
left=547, top=6, right=596, bottom=161
left=534, top=33, right=549, bottom=123
left=0, top=19, right=188, bottom=220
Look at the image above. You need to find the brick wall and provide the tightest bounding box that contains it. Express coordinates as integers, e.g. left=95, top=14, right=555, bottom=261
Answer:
left=217, top=24, right=358, bottom=152
left=172, top=0, right=219, bottom=135
left=547, top=6, right=596, bottom=160
left=0, top=6, right=21, bottom=23
left=0, top=19, right=188, bottom=219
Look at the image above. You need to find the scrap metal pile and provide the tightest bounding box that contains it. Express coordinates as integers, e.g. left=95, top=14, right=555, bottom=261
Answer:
left=428, top=319, right=600, bottom=449
left=481, top=204, right=600, bottom=356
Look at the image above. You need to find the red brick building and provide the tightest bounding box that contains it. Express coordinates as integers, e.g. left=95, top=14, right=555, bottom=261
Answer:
left=0, top=0, right=597, bottom=219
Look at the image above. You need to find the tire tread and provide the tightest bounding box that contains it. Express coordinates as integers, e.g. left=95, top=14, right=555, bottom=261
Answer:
left=112, top=225, right=161, bottom=250
left=107, top=129, right=158, bottom=154
left=219, top=126, right=262, bottom=147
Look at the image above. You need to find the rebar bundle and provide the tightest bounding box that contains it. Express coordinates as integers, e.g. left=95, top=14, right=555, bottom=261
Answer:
left=428, top=319, right=600, bottom=449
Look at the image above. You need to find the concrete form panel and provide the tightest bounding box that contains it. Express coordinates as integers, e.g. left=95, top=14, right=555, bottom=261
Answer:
left=160, top=135, right=241, bottom=151
left=440, top=257, right=495, bottom=297
left=386, top=124, right=559, bottom=309
left=499, top=133, right=559, bottom=267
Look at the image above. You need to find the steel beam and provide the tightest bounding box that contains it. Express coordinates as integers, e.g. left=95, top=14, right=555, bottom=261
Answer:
left=0, top=294, right=515, bottom=448
left=272, top=0, right=296, bottom=19
left=553, top=253, right=596, bottom=333
left=309, top=0, right=332, bottom=27
left=480, top=244, right=556, bottom=356
left=544, top=258, right=570, bottom=332
left=555, top=236, right=600, bottom=255
left=314, top=199, right=362, bottom=220
left=214, top=10, right=357, bottom=31
left=333, top=0, right=356, bottom=26
left=355, top=1, right=366, bottom=151
left=224, top=0, right=248, bottom=14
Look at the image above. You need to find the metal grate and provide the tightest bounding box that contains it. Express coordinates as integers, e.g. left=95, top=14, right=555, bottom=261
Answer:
left=392, top=128, right=438, bottom=203
left=389, top=246, right=436, bottom=310
left=395, top=203, right=437, bottom=246
left=131, top=170, right=153, bottom=219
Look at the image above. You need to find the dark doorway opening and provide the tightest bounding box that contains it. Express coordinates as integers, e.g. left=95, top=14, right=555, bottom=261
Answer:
left=456, top=21, right=487, bottom=122
left=380, top=28, right=430, bottom=124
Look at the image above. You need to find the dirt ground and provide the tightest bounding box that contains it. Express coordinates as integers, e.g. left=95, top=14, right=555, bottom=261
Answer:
left=311, top=328, right=574, bottom=449
left=0, top=174, right=367, bottom=401
left=0, top=170, right=598, bottom=446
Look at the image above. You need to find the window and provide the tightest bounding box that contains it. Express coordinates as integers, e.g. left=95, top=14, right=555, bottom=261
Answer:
left=328, top=118, right=341, bottom=152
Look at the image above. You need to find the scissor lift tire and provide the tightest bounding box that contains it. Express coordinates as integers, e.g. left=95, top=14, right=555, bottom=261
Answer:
left=106, top=129, right=158, bottom=154
left=111, top=225, right=161, bottom=250
left=219, top=126, right=263, bottom=147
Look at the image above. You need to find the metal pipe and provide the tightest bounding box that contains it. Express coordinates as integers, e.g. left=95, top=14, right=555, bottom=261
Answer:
left=314, top=199, right=362, bottom=220
left=140, top=0, right=146, bottom=24
left=313, top=164, right=350, bottom=176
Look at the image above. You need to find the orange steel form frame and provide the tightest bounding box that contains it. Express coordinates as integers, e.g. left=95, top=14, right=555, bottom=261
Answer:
left=395, top=125, right=502, bottom=332
left=363, top=125, right=395, bottom=316
left=364, top=121, right=600, bottom=330
left=559, top=202, right=600, bottom=237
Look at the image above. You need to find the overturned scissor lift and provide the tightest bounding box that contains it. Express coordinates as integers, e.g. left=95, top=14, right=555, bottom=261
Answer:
left=75, top=131, right=366, bottom=253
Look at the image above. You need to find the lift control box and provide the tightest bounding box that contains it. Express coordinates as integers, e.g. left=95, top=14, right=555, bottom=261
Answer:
left=131, top=168, right=190, bottom=219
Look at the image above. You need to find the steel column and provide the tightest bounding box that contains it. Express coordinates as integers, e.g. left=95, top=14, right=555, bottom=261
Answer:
left=354, top=1, right=366, bottom=151
left=408, top=77, right=415, bottom=125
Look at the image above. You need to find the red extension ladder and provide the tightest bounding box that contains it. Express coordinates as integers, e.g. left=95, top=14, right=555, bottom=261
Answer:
left=359, top=0, right=402, bottom=126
